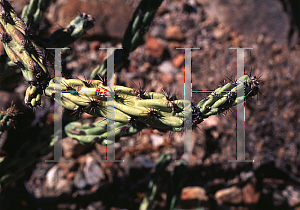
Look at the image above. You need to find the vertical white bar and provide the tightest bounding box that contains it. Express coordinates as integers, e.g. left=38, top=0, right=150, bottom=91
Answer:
left=228, top=47, right=254, bottom=163
left=45, top=48, right=70, bottom=163
left=98, top=48, right=123, bottom=162
left=176, top=48, right=200, bottom=162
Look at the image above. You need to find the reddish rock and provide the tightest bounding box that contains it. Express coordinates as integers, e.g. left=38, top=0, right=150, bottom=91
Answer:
left=215, top=186, right=243, bottom=205
left=181, top=186, right=208, bottom=201
left=242, top=182, right=261, bottom=204
left=47, top=0, right=134, bottom=39
left=165, top=26, right=185, bottom=41
left=172, top=54, right=185, bottom=68
left=145, top=37, right=166, bottom=57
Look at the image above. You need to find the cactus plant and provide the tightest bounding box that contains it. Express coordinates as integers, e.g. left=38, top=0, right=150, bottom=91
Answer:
left=0, top=103, right=19, bottom=137
left=0, top=0, right=261, bottom=197
left=51, top=74, right=259, bottom=145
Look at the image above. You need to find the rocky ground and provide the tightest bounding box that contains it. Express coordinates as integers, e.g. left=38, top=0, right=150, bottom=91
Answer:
left=1, top=0, right=300, bottom=209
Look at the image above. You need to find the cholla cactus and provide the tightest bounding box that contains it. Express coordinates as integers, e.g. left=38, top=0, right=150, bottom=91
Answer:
left=0, top=0, right=261, bottom=190
left=48, top=74, right=259, bottom=145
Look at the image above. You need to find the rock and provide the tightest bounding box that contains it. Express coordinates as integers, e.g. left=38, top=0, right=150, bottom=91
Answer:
left=145, top=37, right=166, bottom=57
left=74, top=170, right=87, bottom=189
left=46, top=165, right=65, bottom=190
left=181, top=186, right=208, bottom=201
left=84, top=155, right=102, bottom=185
left=202, top=0, right=289, bottom=44
left=282, top=185, right=300, bottom=207
left=213, top=26, right=224, bottom=40
left=215, top=186, right=243, bottom=205
left=172, top=54, right=185, bottom=68
left=158, top=61, right=178, bottom=74
left=201, top=115, right=219, bottom=130
left=240, top=171, right=254, bottom=182
left=150, top=134, right=164, bottom=147
left=56, top=179, right=73, bottom=194
left=47, top=0, right=134, bottom=39
left=242, top=182, right=261, bottom=204
left=165, top=26, right=185, bottom=42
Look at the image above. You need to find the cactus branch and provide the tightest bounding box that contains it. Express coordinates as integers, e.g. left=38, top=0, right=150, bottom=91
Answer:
left=43, top=74, right=260, bottom=145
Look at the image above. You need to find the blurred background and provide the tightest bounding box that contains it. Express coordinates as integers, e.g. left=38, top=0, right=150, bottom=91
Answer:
left=0, top=0, right=300, bottom=209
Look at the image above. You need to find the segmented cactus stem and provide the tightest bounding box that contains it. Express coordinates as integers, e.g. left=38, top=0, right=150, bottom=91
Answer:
left=43, top=74, right=260, bottom=145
